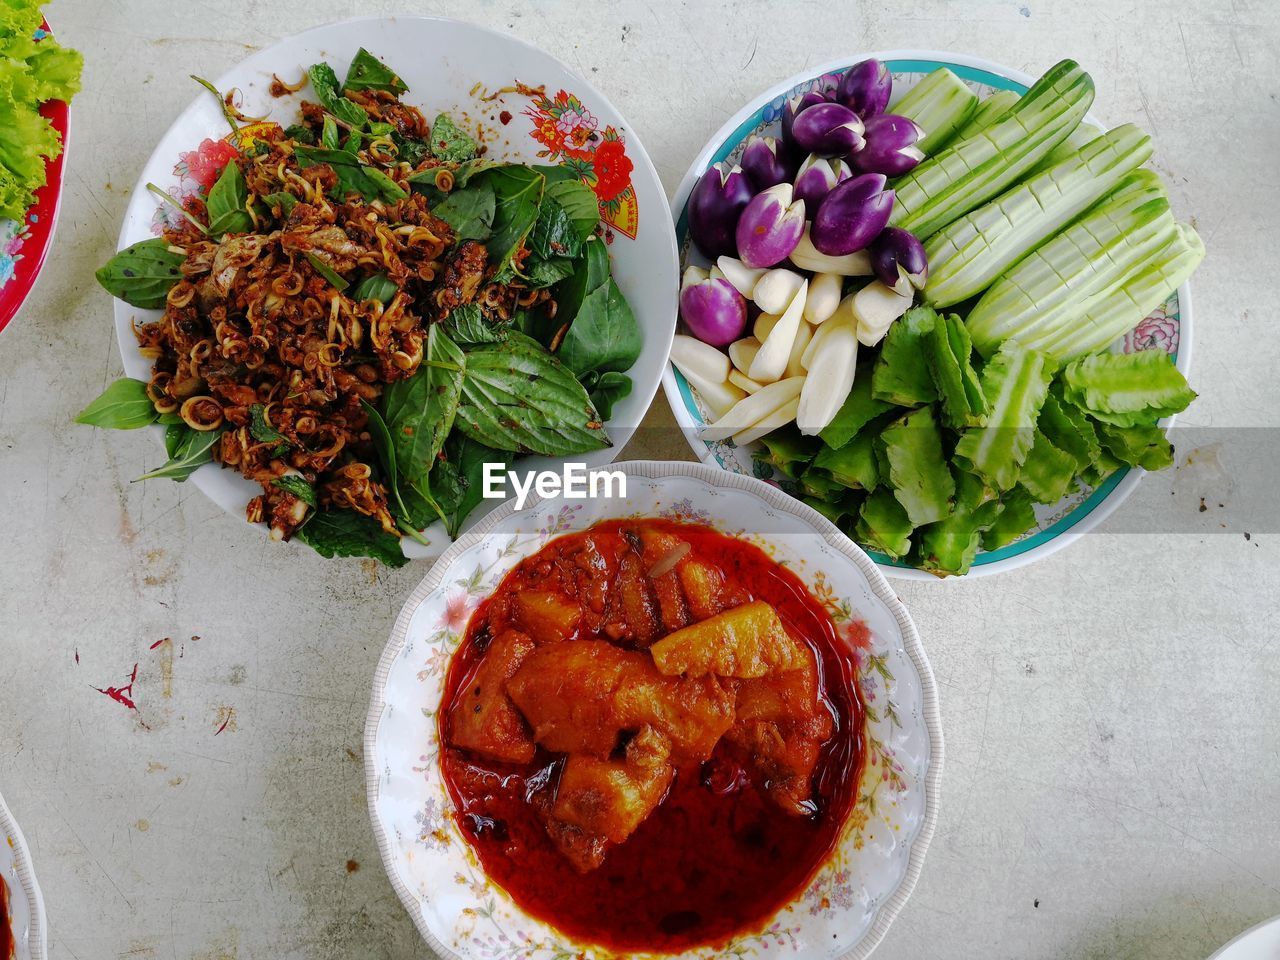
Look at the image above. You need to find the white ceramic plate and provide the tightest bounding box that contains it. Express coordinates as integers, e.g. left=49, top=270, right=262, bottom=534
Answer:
left=365, top=460, right=942, bottom=960
left=662, top=50, right=1192, bottom=580
left=0, top=790, right=47, bottom=960
left=110, top=16, right=678, bottom=560
left=1209, top=916, right=1280, bottom=960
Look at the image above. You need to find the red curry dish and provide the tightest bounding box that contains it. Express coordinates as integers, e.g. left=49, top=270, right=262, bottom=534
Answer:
left=439, top=520, right=864, bottom=952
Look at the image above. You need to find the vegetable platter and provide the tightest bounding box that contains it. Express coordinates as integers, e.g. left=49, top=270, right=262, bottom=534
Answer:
left=664, top=51, right=1201, bottom=579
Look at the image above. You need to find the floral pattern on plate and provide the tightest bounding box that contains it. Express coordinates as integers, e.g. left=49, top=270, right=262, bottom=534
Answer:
left=366, top=461, right=941, bottom=960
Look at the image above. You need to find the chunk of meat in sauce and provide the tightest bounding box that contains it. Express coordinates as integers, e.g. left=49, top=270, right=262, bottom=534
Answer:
left=448, top=630, right=536, bottom=764
left=610, top=551, right=661, bottom=646
left=550, top=727, right=674, bottom=853
left=636, top=527, right=691, bottom=631
left=727, top=643, right=834, bottom=816
left=649, top=601, right=808, bottom=679
left=506, top=641, right=734, bottom=764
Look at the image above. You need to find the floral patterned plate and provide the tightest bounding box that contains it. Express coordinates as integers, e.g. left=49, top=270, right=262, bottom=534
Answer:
left=0, top=20, right=71, bottom=340
left=661, top=51, right=1193, bottom=580
left=365, top=460, right=942, bottom=960
left=109, top=16, right=678, bottom=559
left=0, top=788, right=47, bottom=960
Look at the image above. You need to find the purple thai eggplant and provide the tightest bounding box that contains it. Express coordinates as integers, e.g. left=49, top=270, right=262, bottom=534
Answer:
left=837, top=59, right=893, bottom=118
left=853, top=115, right=925, bottom=177
left=811, top=174, right=895, bottom=256
left=789, top=102, right=865, bottom=158
left=869, top=228, right=929, bottom=295
left=680, top=276, right=748, bottom=346
left=780, top=89, right=829, bottom=148
left=735, top=183, right=806, bottom=268
left=739, top=134, right=794, bottom=190
left=792, top=154, right=852, bottom=212
left=687, top=162, right=755, bottom=259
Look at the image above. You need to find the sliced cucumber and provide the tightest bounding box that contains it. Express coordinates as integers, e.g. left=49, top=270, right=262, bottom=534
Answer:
left=889, top=67, right=979, bottom=156
left=951, top=89, right=1019, bottom=142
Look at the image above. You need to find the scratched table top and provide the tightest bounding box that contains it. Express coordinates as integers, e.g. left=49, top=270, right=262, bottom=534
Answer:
left=2, top=1, right=1278, bottom=958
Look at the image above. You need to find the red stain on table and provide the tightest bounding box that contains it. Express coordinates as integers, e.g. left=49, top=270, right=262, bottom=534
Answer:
left=93, top=663, right=140, bottom=712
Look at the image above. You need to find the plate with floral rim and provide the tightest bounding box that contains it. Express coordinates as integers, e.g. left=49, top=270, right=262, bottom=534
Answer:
left=661, top=50, right=1193, bottom=580
left=0, top=788, right=48, bottom=960
left=365, top=459, right=942, bottom=960
left=106, top=16, right=678, bottom=560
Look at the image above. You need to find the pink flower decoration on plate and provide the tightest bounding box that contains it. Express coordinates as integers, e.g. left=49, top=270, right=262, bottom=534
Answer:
left=1124, top=307, right=1179, bottom=356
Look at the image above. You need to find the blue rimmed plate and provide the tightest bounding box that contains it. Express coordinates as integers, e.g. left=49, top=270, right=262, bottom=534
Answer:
left=661, top=50, right=1192, bottom=580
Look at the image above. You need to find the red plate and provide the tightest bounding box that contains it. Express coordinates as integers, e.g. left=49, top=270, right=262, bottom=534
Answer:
left=0, top=21, right=71, bottom=338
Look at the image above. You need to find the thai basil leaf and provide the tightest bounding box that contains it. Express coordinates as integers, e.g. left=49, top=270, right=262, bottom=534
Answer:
left=263, top=191, right=298, bottom=217
left=429, top=112, right=478, bottom=162
left=553, top=235, right=609, bottom=327
left=545, top=178, right=600, bottom=240
left=76, top=378, right=157, bottom=430
left=429, top=434, right=513, bottom=539
left=432, top=184, right=495, bottom=242
left=381, top=326, right=466, bottom=494
left=478, top=166, right=544, bottom=274
left=443, top=304, right=507, bottom=345
left=284, top=123, right=316, bottom=145
left=557, top=277, right=642, bottom=377
left=95, top=238, right=185, bottom=309
left=531, top=197, right=583, bottom=260
left=342, top=129, right=362, bottom=155
left=524, top=256, right=575, bottom=290
left=342, top=48, right=407, bottom=95
left=157, top=410, right=185, bottom=426
left=205, top=160, right=253, bottom=235
left=306, top=62, right=368, bottom=129
left=321, top=114, right=340, bottom=149
left=589, top=371, right=632, bottom=420
left=135, top=427, right=221, bottom=482
left=163, top=422, right=186, bottom=457
left=351, top=273, right=398, bottom=304
left=294, top=146, right=407, bottom=202
left=361, top=399, right=442, bottom=533
left=295, top=509, right=408, bottom=567
left=457, top=331, right=610, bottom=456
left=249, top=404, right=287, bottom=445
left=272, top=475, right=317, bottom=507
left=392, top=133, right=429, bottom=167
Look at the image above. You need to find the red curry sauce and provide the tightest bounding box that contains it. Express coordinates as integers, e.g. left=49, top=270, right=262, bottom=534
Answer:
left=1, top=874, right=12, bottom=960
left=439, top=520, right=864, bottom=953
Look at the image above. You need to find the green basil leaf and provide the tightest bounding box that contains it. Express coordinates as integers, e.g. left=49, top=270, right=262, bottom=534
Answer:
left=557, top=277, right=642, bottom=377
left=206, top=160, right=253, bottom=235
left=321, top=114, right=339, bottom=149
left=457, top=331, right=610, bottom=456
left=157, top=410, right=184, bottom=425
left=263, top=190, right=298, bottom=218
left=294, top=146, right=406, bottom=202
left=75, top=378, right=157, bottom=430
left=342, top=48, right=407, bottom=95
left=249, top=404, right=287, bottom=444
left=442, top=304, right=507, bottom=345
left=272, top=474, right=318, bottom=507
left=589, top=371, right=632, bottom=420
left=545, top=178, right=600, bottom=240
left=303, top=251, right=350, bottom=292
left=392, top=132, right=429, bottom=167
left=524, top=256, right=575, bottom=290
left=306, top=62, right=368, bottom=130
left=531, top=197, right=584, bottom=260
left=294, top=509, right=408, bottom=567
left=95, top=238, right=186, bottom=310
left=381, top=326, right=466, bottom=493
left=478, top=166, right=544, bottom=274
left=432, top=184, right=495, bottom=242
left=135, top=428, right=221, bottom=482
left=551, top=236, right=610, bottom=331
left=342, top=129, right=362, bottom=155
left=360, top=398, right=441, bottom=533
left=164, top=422, right=186, bottom=457
left=429, top=112, right=478, bottom=162
left=351, top=273, right=398, bottom=304
left=430, top=434, right=513, bottom=539
left=284, top=123, right=316, bottom=145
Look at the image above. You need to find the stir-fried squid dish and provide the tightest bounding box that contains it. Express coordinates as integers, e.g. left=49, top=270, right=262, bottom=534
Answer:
left=83, top=50, right=640, bottom=565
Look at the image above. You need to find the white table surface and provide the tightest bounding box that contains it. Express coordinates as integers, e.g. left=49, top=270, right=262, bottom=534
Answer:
left=2, top=1, right=1278, bottom=958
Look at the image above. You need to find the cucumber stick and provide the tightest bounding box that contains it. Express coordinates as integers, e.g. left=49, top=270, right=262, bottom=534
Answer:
left=890, top=67, right=979, bottom=156
left=1032, top=221, right=1204, bottom=360
left=952, top=89, right=1020, bottom=142
left=923, top=123, right=1153, bottom=308
left=965, top=171, right=1173, bottom=355
left=1034, top=120, right=1105, bottom=172
left=890, top=60, right=1095, bottom=239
